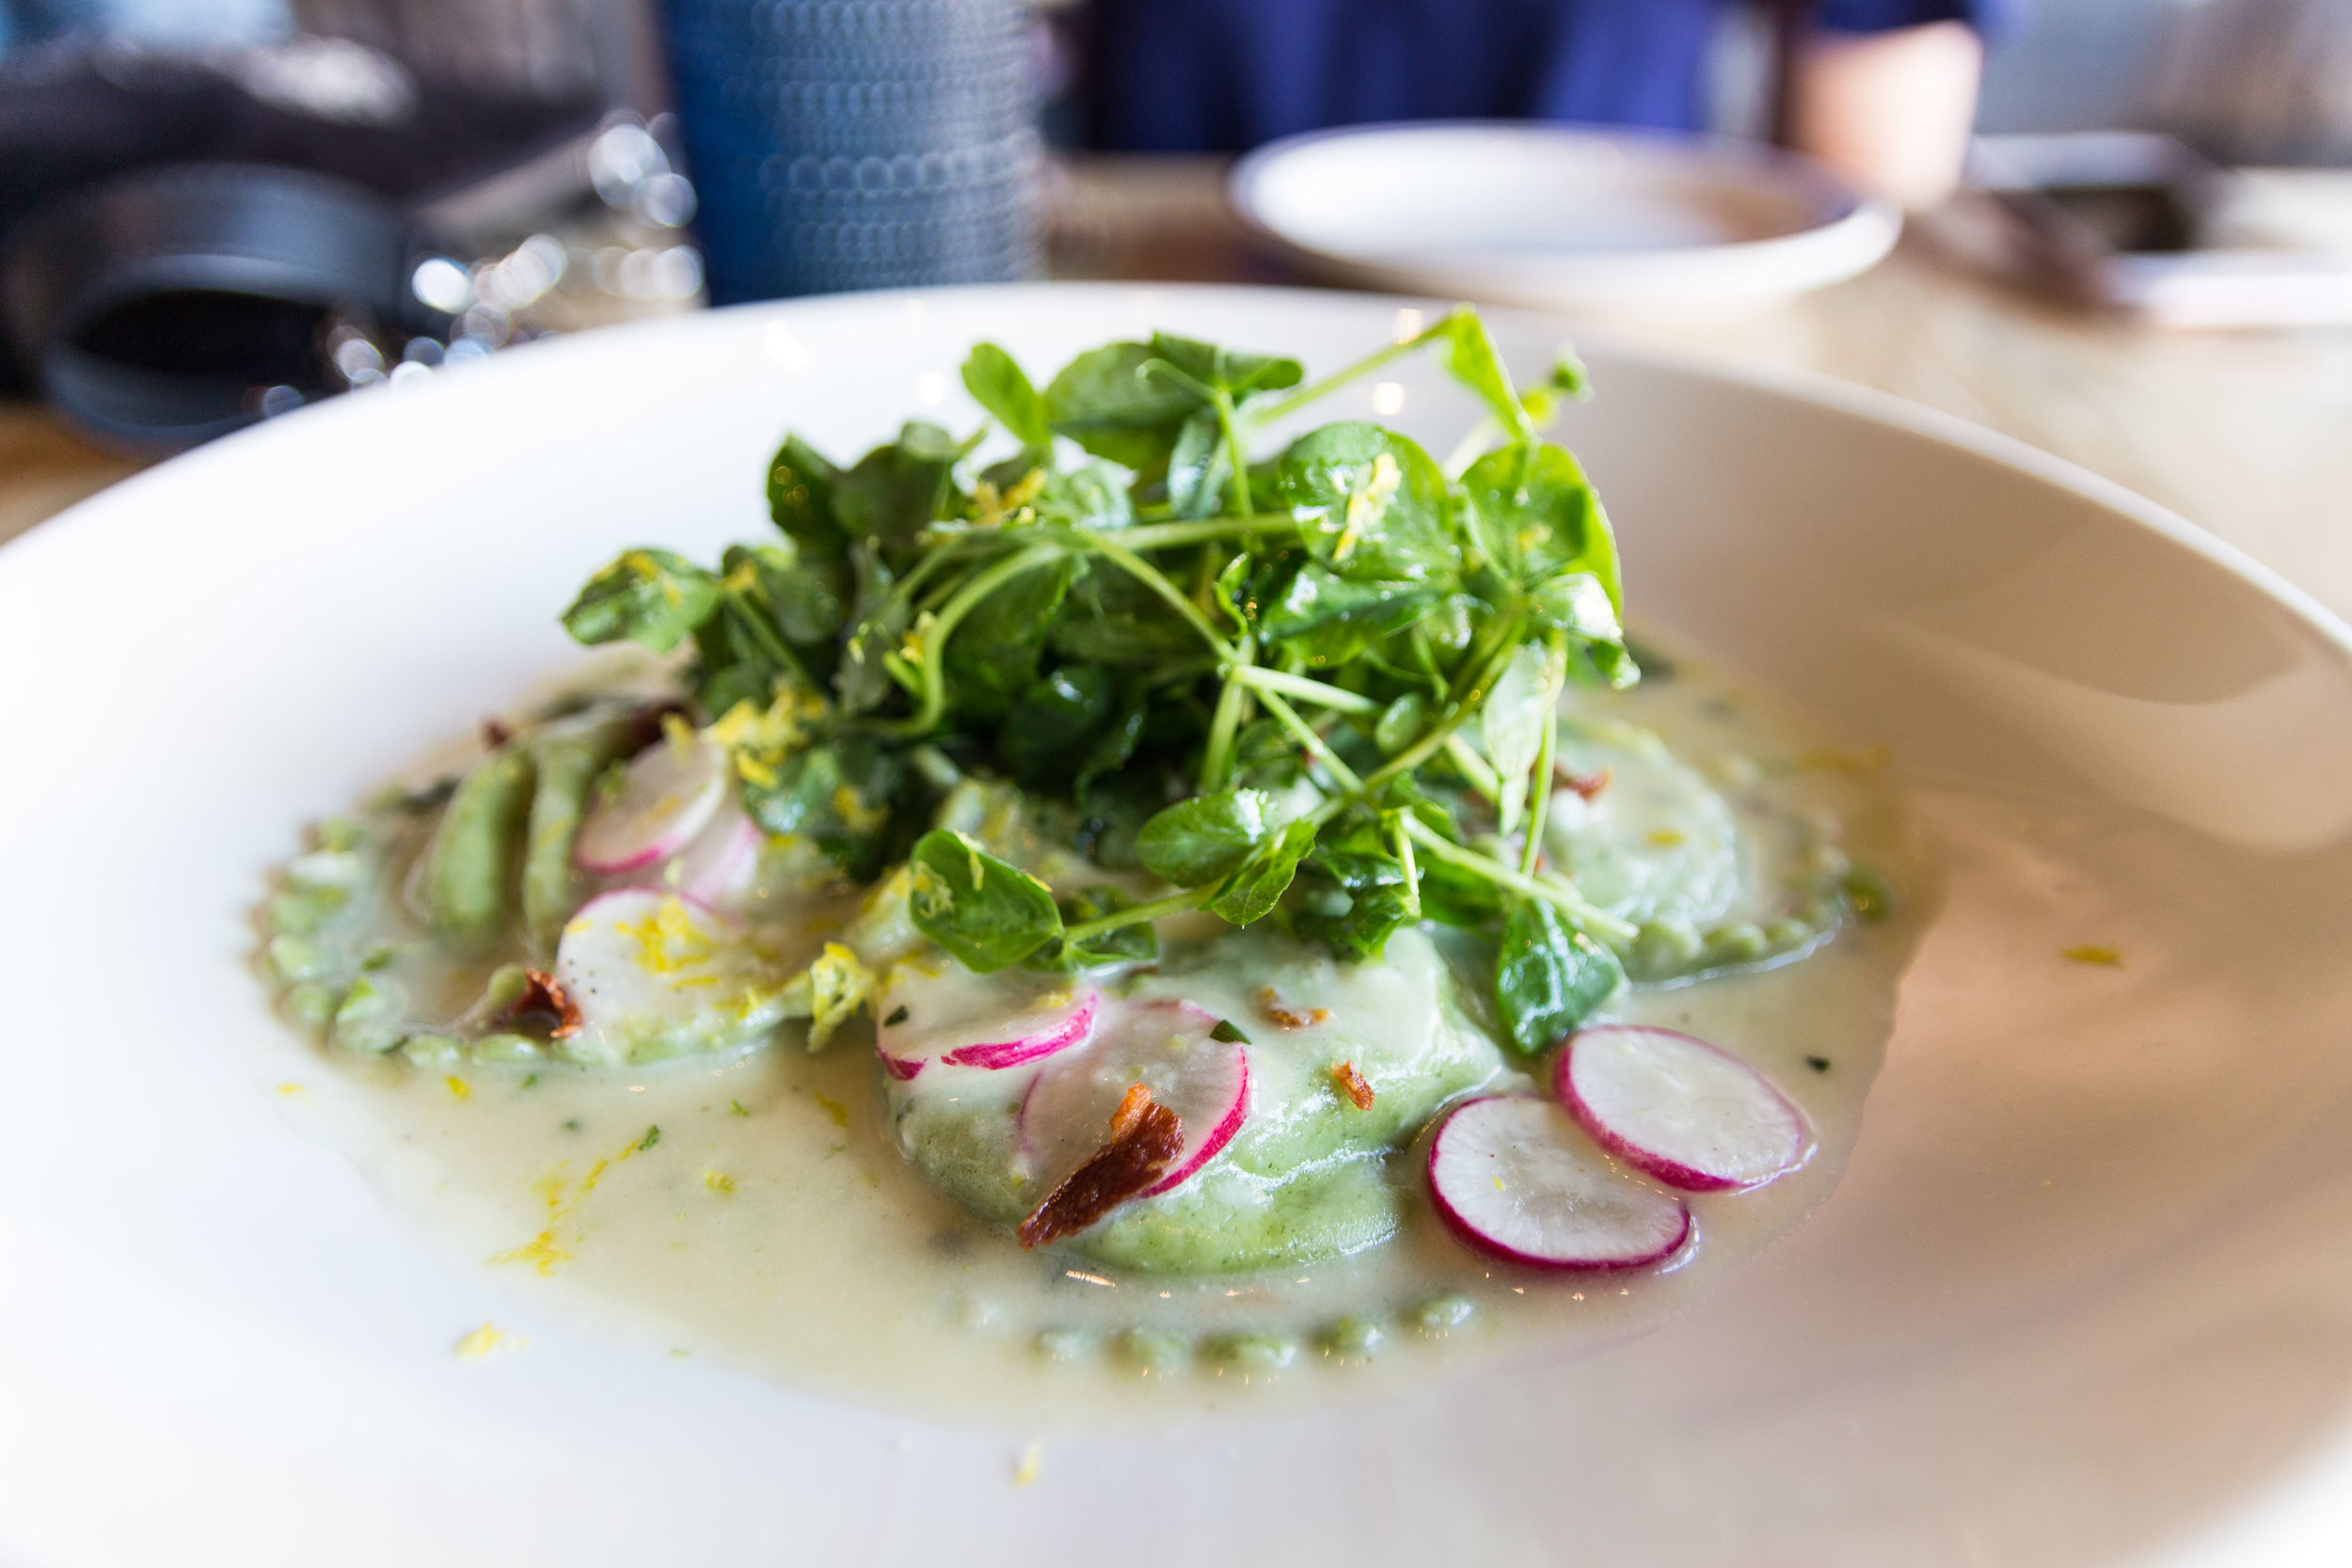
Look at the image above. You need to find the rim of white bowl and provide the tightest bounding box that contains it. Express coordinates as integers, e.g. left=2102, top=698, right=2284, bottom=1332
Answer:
left=1229, top=121, right=1904, bottom=308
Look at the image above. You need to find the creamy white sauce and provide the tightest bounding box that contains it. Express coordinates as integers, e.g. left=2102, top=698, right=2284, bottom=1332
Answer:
left=278, top=640, right=1930, bottom=1418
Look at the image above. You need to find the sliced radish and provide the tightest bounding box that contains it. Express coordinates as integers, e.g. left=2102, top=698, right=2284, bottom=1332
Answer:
left=1426, top=1097, right=1691, bottom=1271
left=1556, top=1024, right=1812, bottom=1192
left=574, top=732, right=729, bottom=874
left=663, top=793, right=765, bottom=909
left=1019, top=1000, right=1248, bottom=1197
left=552, top=888, right=779, bottom=1063
left=875, top=962, right=1099, bottom=1081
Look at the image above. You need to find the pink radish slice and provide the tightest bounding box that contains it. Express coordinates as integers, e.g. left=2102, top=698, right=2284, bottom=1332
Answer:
left=665, top=796, right=764, bottom=908
left=575, top=734, right=730, bottom=873
left=554, top=887, right=735, bottom=1037
left=1556, top=1024, right=1812, bottom=1192
left=1426, top=1097, right=1691, bottom=1271
left=875, top=965, right=1099, bottom=1081
left=1018, top=1000, right=1248, bottom=1197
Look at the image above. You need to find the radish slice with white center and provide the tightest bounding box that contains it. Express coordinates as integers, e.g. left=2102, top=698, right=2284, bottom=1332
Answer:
left=663, top=793, right=765, bottom=909
left=575, top=732, right=730, bottom=873
left=1556, top=1024, right=1812, bottom=1192
left=1427, top=1097, right=1691, bottom=1271
left=552, top=888, right=782, bottom=1064
left=1019, top=1000, right=1248, bottom=1197
left=875, top=963, right=1098, bottom=1081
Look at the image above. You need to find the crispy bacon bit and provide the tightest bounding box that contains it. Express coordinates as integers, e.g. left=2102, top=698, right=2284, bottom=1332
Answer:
left=1556, top=766, right=1613, bottom=801
left=497, top=967, right=582, bottom=1039
left=1256, top=985, right=1331, bottom=1030
left=481, top=717, right=515, bottom=751
left=1016, top=1084, right=1184, bottom=1250
left=1331, top=1061, right=1375, bottom=1110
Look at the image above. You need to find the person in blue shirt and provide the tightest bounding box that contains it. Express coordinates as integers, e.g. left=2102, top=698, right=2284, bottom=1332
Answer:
left=1087, top=0, right=2010, bottom=206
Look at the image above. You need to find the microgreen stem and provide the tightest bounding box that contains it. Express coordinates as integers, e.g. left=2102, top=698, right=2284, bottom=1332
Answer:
left=1212, top=387, right=1254, bottom=521
left=1443, top=735, right=1502, bottom=801
left=1062, top=886, right=1212, bottom=943
left=1391, top=811, right=1421, bottom=919
left=1254, top=686, right=1362, bottom=792
left=1115, top=515, right=1299, bottom=553
left=1349, top=612, right=1526, bottom=805
left=1232, top=666, right=1379, bottom=715
left=1198, top=632, right=1255, bottom=790
left=866, top=542, right=1064, bottom=739
left=1401, top=816, right=1635, bottom=944
left=1253, top=324, right=1442, bottom=425
left=1518, top=637, right=1566, bottom=878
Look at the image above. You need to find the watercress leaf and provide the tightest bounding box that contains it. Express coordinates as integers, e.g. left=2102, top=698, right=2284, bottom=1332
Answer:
left=1462, top=440, right=1623, bottom=614
left=1048, top=560, right=1200, bottom=666
left=1043, top=341, right=1201, bottom=469
left=960, top=341, right=1052, bottom=448
left=1285, top=817, right=1415, bottom=958
left=767, top=434, right=847, bottom=566
left=944, top=553, right=1079, bottom=720
left=834, top=541, right=909, bottom=715
left=723, top=542, right=847, bottom=657
left=563, top=548, right=723, bottom=653
left=906, top=829, right=1062, bottom=972
left=1276, top=422, right=1457, bottom=585
left=741, top=737, right=907, bottom=881
left=1146, top=332, right=1305, bottom=398
left=1028, top=885, right=1158, bottom=971
left=1206, top=816, right=1318, bottom=926
left=1433, top=309, right=1533, bottom=443
left=1032, top=461, right=1135, bottom=531
left=1494, top=898, right=1625, bottom=1053
left=1166, top=406, right=1229, bottom=519
left=1415, top=853, right=1506, bottom=929
left=692, top=610, right=774, bottom=718
left=1136, top=788, right=1279, bottom=887
left=1481, top=641, right=1555, bottom=835
left=834, top=421, right=957, bottom=562
left=1527, top=570, right=1622, bottom=645
left=997, top=664, right=1116, bottom=788
left=1227, top=715, right=1304, bottom=792
left=1260, top=563, right=1442, bottom=670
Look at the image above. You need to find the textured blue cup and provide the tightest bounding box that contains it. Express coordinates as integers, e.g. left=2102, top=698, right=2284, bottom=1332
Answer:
left=666, top=0, right=1041, bottom=302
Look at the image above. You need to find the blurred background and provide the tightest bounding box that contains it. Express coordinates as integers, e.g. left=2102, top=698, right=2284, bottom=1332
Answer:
left=2, top=0, right=2349, bottom=601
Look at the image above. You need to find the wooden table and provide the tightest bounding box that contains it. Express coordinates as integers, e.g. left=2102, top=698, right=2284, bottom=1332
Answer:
left=8, top=154, right=2350, bottom=628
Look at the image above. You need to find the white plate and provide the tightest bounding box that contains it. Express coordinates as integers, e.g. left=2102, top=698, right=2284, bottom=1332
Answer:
left=6, top=283, right=2352, bottom=1568
left=1231, top=121, right=1902, bottom=320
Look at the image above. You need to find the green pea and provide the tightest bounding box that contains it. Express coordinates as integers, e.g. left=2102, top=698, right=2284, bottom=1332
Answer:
left=314, top=816, right=366, bottom=852
left=421, top=745, right=537, bottom=950
left=1036, top=1328, right=1090, bottom=1361
left=1411, top=1292, right=1475, bottom=1335
left=1839, top=865, right=1896, bottom=923
left=266, top=887, right=345, bottom=936
left=284, top=981, right=341, bottom=1029
left=265, top=934, right=330, bottom=986
left=1322, top=1315, right=1384, bottom=1359
left=1208, top=1333, right=1297, bottom=1372
left=1703, top=921, right=1768, bottom=965
left=1629, top=918, right=1702, bottom=979
left=470, top=1032, right=544, bottom=1064
left=1122, top=1329, right=1189, bottom=1373
left=331, top=976, right=403, bottom=1053
left=400, top=1033, right=466, bottom=1066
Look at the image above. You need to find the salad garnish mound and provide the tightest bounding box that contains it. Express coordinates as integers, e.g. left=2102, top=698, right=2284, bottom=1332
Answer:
left=261, top=307, right=1889, bottom=1279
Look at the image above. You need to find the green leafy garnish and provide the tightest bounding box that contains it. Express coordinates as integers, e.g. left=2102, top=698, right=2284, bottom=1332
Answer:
left=559, top=307, right=1672, bottom=1042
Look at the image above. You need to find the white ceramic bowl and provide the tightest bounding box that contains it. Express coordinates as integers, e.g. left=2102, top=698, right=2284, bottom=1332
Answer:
left=1230, top=121, right=1903, bottom=320
left=5, top=284, right=2351, bottom=1567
